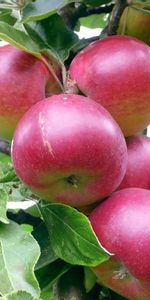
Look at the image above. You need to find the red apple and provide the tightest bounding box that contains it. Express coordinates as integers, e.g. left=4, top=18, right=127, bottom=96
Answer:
left=118, top=135, right=150, bottom=190
left=12, top=93, right=127, bottom=207
left=90, top=188, right=150, bottom=300
left=69, top=36, right=150, bottom=137
left=0, top=44, right=61, bottom=141
left=118, top=4, right=150, bottom=45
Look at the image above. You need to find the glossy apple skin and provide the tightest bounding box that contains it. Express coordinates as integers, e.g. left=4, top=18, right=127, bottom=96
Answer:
left=118, top=135, right=150, bottom=190
left=0, top=44, right=61, bottom=141
left=12, top=94, right=127, bottom=207
left=69, top=36, right=150, bottom=137
left=118, top=5, right=150, bottom=45
left=90, top=188, right=150, bottom=300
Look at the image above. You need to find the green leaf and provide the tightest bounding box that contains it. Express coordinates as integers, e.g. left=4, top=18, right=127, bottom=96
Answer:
left=1, top=290, right=39, bottom=300
left=39, top=203, right=109, bottom=267
left=19, top=184, right=35, bottom=200
left=2, top=180, right=37, bottom=203
left=33, top=222, right=57, bottom=270
left=0, top=153, right=11, bottom=163
left=0, top=221, right=40, bottom=297
left=0, top=189, right=9, bottom=224
left=78, top=14, right=108, bottom=29
left=25, top=14, right=78, bottom=61
left=0, top=9, right=16, bottom=25
left=0, top=21, right=41, bottom=57
left=26, top=203, right=42, bottom=218
left=22, top=0, right=80, bottom=23
left=6, top=182, right=28, bottom=203
left=40, top=287, right=53, bottom=300
left=36, top=259, right=71, bottom=292
left=84, top=267, right=97, bottom=293
left=0, top=163, right=18, bottom=183
left=21, top=224, right=33, bottom=233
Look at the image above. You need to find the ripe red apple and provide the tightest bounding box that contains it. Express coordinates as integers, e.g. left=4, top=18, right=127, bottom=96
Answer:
left=69, top=36, right=150, bottom=136
left=0, top=44, right=61, bottom=141
left=12, top=93, right=127, bottom=207
left=90, top=188, right=150, bottom=300
left=118, top=4, right=150, bottom=45
left=118, top=135, right=150, bottom=190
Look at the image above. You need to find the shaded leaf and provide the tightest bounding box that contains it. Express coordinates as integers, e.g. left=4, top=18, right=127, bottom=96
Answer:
left=0, top=9, right=16, bottom=25
left=39, top=203, right=109, bottom=267
left=25, top=14, right=78, bottom=61
left=99, top=287, right=127, bottom=299
left=33, top=222, right=57, bottom=270
left=36, top=259, right=71, bottom=291
left=40, top=287, right=53, bottom=300
left=143, top=128, right=147, bottom=135
left=22, top=0, right=80, bottom=23
left=84, top=0, right=112, bottom=5
left=55, top=267, right=91, bottom=300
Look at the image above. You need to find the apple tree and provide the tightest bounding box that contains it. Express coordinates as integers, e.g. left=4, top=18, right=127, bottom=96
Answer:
left=0, top=1, right=150, bottom=300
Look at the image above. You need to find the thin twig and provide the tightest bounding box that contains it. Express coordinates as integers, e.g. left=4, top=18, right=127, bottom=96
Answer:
left=108, top=0, right=128, bottom=35
left=41, top=56, right=64, bottom=92
left=60, top=3, right=114, bottom=30
left=0, top=139, right=11, bottom=155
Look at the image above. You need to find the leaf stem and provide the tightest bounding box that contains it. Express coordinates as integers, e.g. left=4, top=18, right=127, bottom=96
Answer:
left=41, top=56, right=64, bottom=92
left=0, top=4, right=18, bottom=9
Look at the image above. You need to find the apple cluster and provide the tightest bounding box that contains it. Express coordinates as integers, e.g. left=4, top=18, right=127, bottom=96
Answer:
left=1, top=35, right=150, bottom=299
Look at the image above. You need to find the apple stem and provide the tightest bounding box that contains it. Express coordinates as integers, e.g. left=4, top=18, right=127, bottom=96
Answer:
left=63, top=72, right=79, bottom=95
left=41, top=56, right=64, bottom=92
left=61, top=62, right=68, bottom=91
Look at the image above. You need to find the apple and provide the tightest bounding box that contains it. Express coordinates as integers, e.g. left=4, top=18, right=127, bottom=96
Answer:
left=0, top=44, right=61, bottom=141
left=89, top=188, right=150, bottom=300
left=69, top=36, right=150, bottom=137
left=118, top=135, right=150, bottom=190
left=12, top=93, right=127, bottom=207
left=118, top=4, right=150, bottom=45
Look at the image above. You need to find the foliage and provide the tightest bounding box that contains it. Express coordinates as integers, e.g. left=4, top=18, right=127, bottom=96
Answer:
left=0, top=0, right=149, bottom=299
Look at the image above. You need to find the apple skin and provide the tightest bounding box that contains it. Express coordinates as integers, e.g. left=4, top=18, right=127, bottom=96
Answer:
left=118, top=135, right=150, bottom=190
left=12, top=93, right=127, bottom=207
left=118, top=4, right=150, bottom=45
left=69, top=36, right=150, bottom=137
left=0, top=44, right=61, bottom=141
left=89, top=188, right=150, bottom=300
